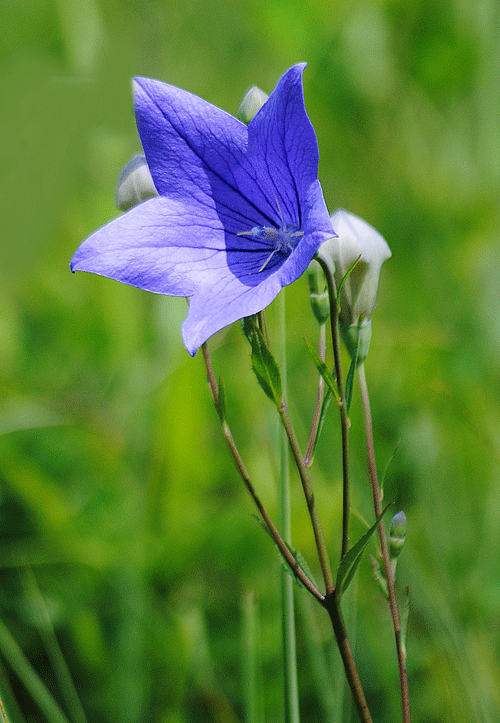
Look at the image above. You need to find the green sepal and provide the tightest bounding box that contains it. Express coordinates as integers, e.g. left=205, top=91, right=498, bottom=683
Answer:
left=304, top=338, right=339, bottom=402
left=344, top=328, right=360, bottom=414
left=242, top=317, right=282, bottom=406
left=216, top=376, right=227, bottom=424
left=336, top=255, right=361, bottom=308
left=336, top=503, right=393, bottom=599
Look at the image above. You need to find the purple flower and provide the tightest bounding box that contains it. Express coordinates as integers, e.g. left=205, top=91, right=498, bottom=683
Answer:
left=71, top=64, right=334, bottom=355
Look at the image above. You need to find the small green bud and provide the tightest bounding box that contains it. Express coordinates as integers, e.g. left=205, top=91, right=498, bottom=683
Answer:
left=389, top=510, right=407, bottom=560
left=307, top=259, right=330, bottom=324
left=237, top=86, right=269, bottom=124
left=116, top=154, right=158, bottom=211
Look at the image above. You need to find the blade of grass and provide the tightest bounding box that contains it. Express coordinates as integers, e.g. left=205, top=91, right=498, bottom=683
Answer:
left=21, top=567, right=88, bottom=723
left=241, top=590, right=264, bottom=723
left=0, top=618, right=72, bottom=723
left=278, top=294, right=300, bottom=723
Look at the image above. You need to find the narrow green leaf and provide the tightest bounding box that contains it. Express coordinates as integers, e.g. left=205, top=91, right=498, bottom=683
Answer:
left=304, top=338, right=339, bottom=402
left=344, top=348, right=358, bottom=415
left=336, top=503, right=393, bottom=599
left=244, top=318, right=282, bottom=405
left=379, top=440, right=400, bottom=500
left=310, top=388, right=332, bottom=461
left=344, top=317, right=364, bottom=413
left=216, top=376, right=227, bottom=424
left=336, top=255, right=361, bottom=308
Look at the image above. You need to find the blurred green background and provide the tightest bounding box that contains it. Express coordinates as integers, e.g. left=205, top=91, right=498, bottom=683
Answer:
left=1, top=0, right=500, bottom=721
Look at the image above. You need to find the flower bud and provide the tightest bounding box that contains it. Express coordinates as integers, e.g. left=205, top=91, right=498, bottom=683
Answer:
left=318, top=209, right=391, bottom=362
left=342, top=318, right=372, bottom=362
left=389, top=510, right=407, bottom=560
left=116, top=154, right=158, bottom=211
left=237, top=86, right=269, bottom=124
left=307, top=259, right=330, bottom=324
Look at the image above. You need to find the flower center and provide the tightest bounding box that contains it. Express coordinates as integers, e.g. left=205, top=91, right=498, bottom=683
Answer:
left=238, top=224, right=304, bottom=272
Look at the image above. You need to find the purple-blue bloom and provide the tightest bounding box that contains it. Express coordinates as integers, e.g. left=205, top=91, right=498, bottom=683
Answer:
left=71, top=64, right=335, bottom=355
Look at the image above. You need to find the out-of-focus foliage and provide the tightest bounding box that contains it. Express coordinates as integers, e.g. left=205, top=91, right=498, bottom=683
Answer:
left=1, top=0, right=499, bottom=721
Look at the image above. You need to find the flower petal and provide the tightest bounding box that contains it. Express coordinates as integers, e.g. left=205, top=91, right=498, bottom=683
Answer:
left=72, top=64, right=335, bottom=355
left=71, top=196, right=227, bottom=296
left=244, top=63, right=320, bottom=225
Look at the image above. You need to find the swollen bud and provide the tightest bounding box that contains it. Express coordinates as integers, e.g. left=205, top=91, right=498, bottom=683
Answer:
left=389, top=510, right=407, bottom=560
left=116, top=154, right=158, bottom=211
left=307, top=259, right=330, bottom=324
left=318, top=209, right=391, bottom=364
left=237, top=86, right=269, bottom=124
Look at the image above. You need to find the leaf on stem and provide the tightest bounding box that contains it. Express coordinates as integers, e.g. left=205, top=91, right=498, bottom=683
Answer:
left=379, top=439, right=401, bottom=501
left=344, top=342, right=359, bottom=414
left=242, top=317, right=282, bottom=406
left=304, top=339, right=339, bottom=402
left=309, top=388, right=333, bottom=462
left=336, top=503, right=393, bottom=599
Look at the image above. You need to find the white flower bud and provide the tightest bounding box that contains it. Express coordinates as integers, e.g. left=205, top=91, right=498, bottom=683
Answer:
left=318, top=210, right=391, bottom=362
left=237, top=86, right=269, bottom=124
left=116, top=154, right=158, bottom=211
left=330, top=209, right=391, bottom=326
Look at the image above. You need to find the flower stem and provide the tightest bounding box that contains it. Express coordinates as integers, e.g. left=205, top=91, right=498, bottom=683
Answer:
left=201, top=343, right=324, bottom=603
left=278, top=292, right=300, bottom=723
left=316, top=255, right=351, bottom=559
left=201, top=342, right=373, bottom=723
left=277, top=401, right=334, bottom=596
left=357, top=363, right=411, bottom=723
left=321, top=591, right=373, bottom=723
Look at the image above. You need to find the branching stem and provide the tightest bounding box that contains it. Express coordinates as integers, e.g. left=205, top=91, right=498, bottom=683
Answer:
left=358, top=362, right=411, bottom=723
left=278, top=400, right=334, bottom=595
left=201, top=343, right=324, bottom=602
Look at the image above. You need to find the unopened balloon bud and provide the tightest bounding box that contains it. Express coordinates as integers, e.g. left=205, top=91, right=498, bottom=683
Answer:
left=237, top=86, right=269, bottom=124
left=116, top=154, right=158, bottom=211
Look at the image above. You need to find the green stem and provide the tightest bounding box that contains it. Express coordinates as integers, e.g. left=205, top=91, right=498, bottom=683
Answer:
left=201, top=339, right=373, bottom=723
left=316, top=255, right=351, bottom=559
left=201, top=343, right=324, bottom=603
left=278, top=401, right=334, bottom=595
left=278, top=292, right=300, bottom=723
left=322, top=592, right=373, bottom=723
left=357, top=363, right=411, bottom=723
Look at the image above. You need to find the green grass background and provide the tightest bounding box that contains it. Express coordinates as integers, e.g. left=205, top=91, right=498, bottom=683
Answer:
left=1, top=0, right=500, bottom=721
